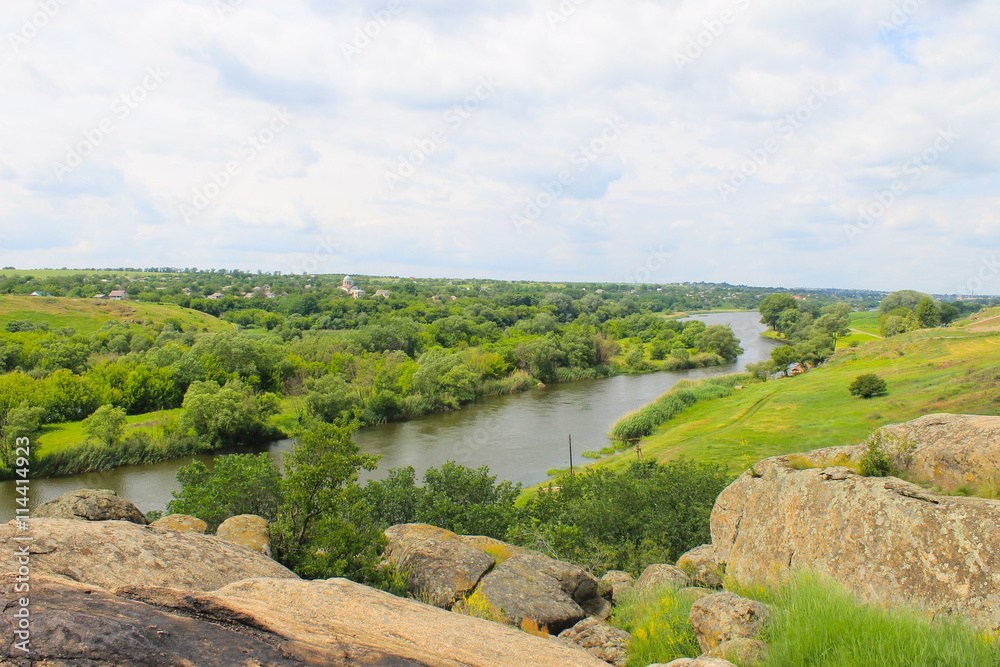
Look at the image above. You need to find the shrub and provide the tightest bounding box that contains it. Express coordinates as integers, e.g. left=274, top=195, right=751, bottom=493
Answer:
left=611, top=584, right=701, bottom=666
left=849, top=373, right=888, bottom=399
left=858, top=438, right=892, bottom=477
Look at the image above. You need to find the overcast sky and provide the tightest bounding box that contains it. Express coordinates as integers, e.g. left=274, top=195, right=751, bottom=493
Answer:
left=1, top=0, right=997, bottom=294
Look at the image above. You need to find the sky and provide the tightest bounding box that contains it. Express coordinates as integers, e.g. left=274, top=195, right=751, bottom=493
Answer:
left=0, top=0, right=998, bottom=295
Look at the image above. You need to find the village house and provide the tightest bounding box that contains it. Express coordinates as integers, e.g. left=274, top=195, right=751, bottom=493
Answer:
left=374, top=289, right=390, bottom=299
left=108, top=290, right=128, bottom=301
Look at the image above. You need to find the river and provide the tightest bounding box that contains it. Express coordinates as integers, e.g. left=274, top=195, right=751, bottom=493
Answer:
left=0, top=311, right=778, bottom=518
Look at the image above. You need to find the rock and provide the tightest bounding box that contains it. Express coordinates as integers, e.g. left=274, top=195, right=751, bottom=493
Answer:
left=706, top=637, right=768, bottom=664
left=32, top=488, right=148, bottom=524
left=661, top=659, right=738, bottom=667
left=557, top=617, right=631, bottom=666
left=875, top=413, right=1000, bottom=491
left=150, top=513, right=207, bottom=533
left=599, top=570, right=635, bottom=602
left=384, top=524, right=495, bottom=608
left=581, top=594, right=613, bottom=620
left=217, top=514, right=272, bottom=557
left=475, top=552, right=602, bottom=633
left=688, top=592, right=771, bottom=653
left=677, top=545, right=724, bottom=588
left=677, top=587, right=716, bottom=603
left=0, top=518, right=296, bottom=592
left=125, top=577, right=611, bottom=666
left=455, top=533, right=535, bottom=561
left=634, top=564, right=691, bottom=594
left=711, top=448, right=1000, bottom=633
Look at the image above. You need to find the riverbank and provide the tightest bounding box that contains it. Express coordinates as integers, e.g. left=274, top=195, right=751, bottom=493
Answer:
left=556, top=327, right=1000, bottom=482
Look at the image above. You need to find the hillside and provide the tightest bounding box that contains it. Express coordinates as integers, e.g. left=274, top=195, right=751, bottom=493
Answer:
left=591, top=326, right=1000, bottom=474
left=0, top=295, right=231, bottom=334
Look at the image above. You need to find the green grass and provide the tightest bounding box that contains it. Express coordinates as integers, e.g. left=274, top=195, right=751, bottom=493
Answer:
left=0, top=295, right=230, bottom=334
left=754, top=574, right=1000, bottom=667
left=611, top=584, right=703, bottom=666
left=581, top=329, right=1000, bottom=476
left=849, top=311, right=882, bottom=336
left=36, top=409, right=183, bottom=455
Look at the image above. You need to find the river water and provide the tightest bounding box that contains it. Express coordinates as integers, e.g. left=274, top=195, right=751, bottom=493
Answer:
left=0, top=311, right=777, bottom=518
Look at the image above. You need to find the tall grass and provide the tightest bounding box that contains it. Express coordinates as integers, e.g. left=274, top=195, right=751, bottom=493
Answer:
left=610, top=584, right=702, bottom=667
left=610, top=377, right=742, bottom=443
left=754, top=574, right=999, bottom=667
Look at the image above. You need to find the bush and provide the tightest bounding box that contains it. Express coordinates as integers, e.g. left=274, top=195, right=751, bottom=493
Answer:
left=512, top=460, right=731, bottom=575
left=611, top=584, right=702, bottom=666
left=848, top=373, right=887, bottom=399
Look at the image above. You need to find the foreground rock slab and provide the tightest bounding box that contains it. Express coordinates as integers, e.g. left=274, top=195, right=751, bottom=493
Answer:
left=0, top=518, right=296, bottom=592
left=557, top=617, right=631, bottom=666
left=117, top=577, right=610, bottom=666
left=32, top=488, right=148, bottom=524
left=712, top=455, right=1000, bottom=632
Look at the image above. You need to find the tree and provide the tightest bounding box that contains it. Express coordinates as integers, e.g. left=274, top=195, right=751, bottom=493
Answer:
left=915, top=298, right=941, bottom=328
left=759, top=294, right=798, bottom=329
left=745, top=360, right=778, bottom=381
left=181, top=380, right=280, bottom=445
left=419, top=462, right=521, bottom=538
left=849, top=373, right=888, bottom=399
left=168, top=453, right=283, bottom=531
left=694, top=325, right=744, bottom=361
left=938, top=302, right=961, bottom=325
left=0, top=401, right=45, bottom=467
left=879, top=290, right=930, bottom=314
left=770, top=345, right=801, bottom=375
left=82, top=405, right=127, bottom=446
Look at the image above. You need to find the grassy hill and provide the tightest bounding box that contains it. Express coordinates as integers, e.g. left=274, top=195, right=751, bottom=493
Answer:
left=587, top=326, right=1000, bottom=476
left=0, top=295, right=230, bottom=334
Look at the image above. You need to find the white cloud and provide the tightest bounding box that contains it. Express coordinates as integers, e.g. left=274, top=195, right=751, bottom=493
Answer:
left=0, top=0, right=997, bottom=293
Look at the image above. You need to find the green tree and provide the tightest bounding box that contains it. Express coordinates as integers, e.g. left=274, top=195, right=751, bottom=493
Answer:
left=167, top=453, right=283, bottom=531
left=770, top=345, right=801, bottom=375
left=759, top=294, right=798, bottom=329
left=849, top=373, right=888, bottom=399
left=694, top=325, right=744, bottom=361
left=82, top=404, right=127, bottom=446
left=181, top=380, right=280, bottom=445
left=419, top=462, right=521, bottom=538
left=0, top=401, right=45, bottom=467
left=938, top=302, right=961, bottom=325
left=915, top=298, right=941, bottom=328
left=879, top=290, right=931, bottom=314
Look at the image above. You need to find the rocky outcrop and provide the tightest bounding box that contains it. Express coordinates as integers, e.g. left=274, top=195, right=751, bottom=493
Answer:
left=476, top=552, right=602, bottom=633
left=1, top=518, right=296, bottom=592
left=557, top=617, right=631, bottom=667
left=1, top=573, right=609, bottom=666
left=705, top=638, right=768, bottom=664
left=677, top=545, right=723, bottom=589
left=875, top=413, right=1000, bottom=491
left=385, top=524, right=496, bottom=608
left=150, top=513, right=207, bottom=533
left=659, top=659, right=737, bottom=667
left=32, top=488, right=148, bottom=524
left=688, top=592, right=771, bottom=653
left=598, top=570, right=635, bottom=603
left=216, top=514, right=272, bottom=557
left=711, top=455, right=1000, bottom=632
left=634, top=564, right=691, bottom=594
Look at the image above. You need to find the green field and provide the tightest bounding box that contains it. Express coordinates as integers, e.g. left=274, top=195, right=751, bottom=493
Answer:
left=0, top=295, right=231, bottom=334
left=587, top=328, right=1000, bottom=475
left=849, top=311, right=882, bottom=336
left=0, top=269, right=175, bottom=279
left=37, top=409, right=184, bottom=455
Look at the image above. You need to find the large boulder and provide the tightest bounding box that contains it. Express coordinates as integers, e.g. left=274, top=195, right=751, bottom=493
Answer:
left=216, top=514, right=272, bottom=557
left=598, top=570, right=635, bottom=602
left=705, top=638, right=769, bottom=664
left=557, top=617, right=631, bottom=666
left=150, top=513, right=207, bottom=533
left=660, top=659, right=737, bottom=667
left=712, top=453, right=1000, bottom=633
left=33, top=488, right=148, bottom=524
left=384, top=524, right=496, bottom=608
left=688, top=592, right=771, bottom=653
left=634, top=564, right=691, bottom=594
left=0, top=518, right=296, bottom=592
left=875, top=413, right=1000, bottom=491
left=677, top=545, right=724, bottom=589
left=475, top=552, right=602, bottom=633
left=45, top=575, right=606, bottom=666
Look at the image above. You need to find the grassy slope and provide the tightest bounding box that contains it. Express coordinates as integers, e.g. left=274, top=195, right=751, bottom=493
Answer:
left=0, top=295, right=230, bottom=334
left=591, top=327, right=1000, bottom=475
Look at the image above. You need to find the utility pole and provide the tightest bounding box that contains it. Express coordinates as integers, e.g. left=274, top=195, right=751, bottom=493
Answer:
left=569, top=434, right=574, bottom=477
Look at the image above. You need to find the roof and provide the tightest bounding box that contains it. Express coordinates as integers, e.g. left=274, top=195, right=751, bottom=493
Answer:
left=108, top=290, right=127, bottom=297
